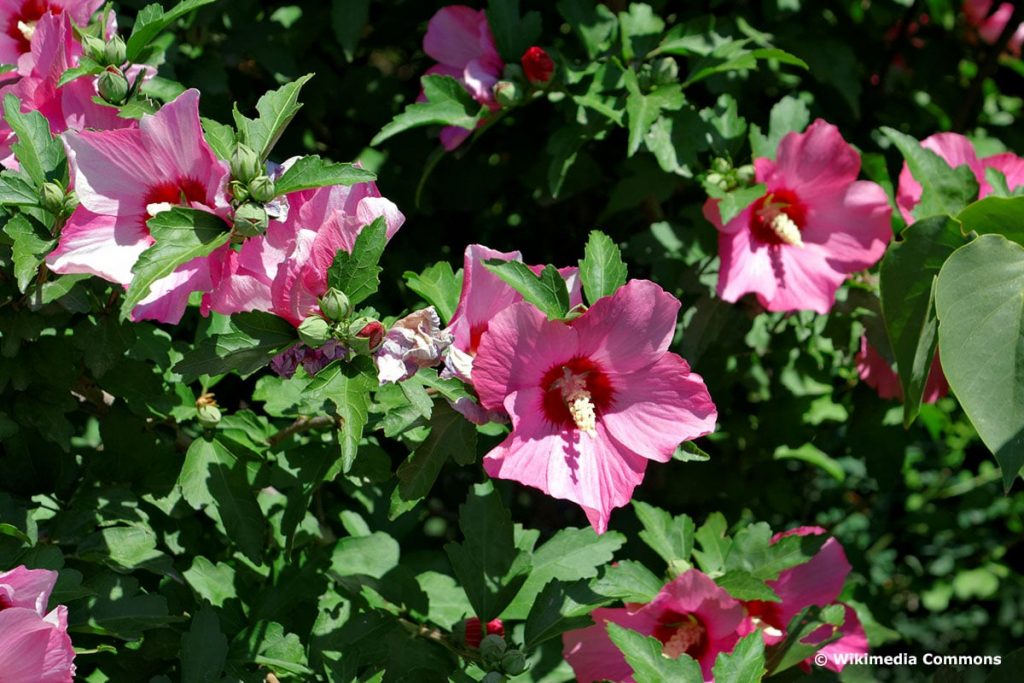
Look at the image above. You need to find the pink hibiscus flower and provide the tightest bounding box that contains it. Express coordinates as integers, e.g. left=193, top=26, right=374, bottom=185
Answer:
left=856, top=336, right=948, bottom=403
left=895, top=132, right=1024, bottom=224
left=0, top=12, right=129, bottom=167
left=744, top=527, right=867, bottom=672
left=963, top=1, right=1024, bottom=55
left=703, top=119, right=892, bottom=314
left=46, top=88, right=232, bottom=323
left=0, top=565, right=75, bottom=682
left=210, top=173, right=404, bottom=326
left=472, top=279, right=717, bottom=533
left=0, top=0, right=101, bottom=73
left=422, top=6, right=504, bottom=150
left=563, top=569, right=748, bottom=682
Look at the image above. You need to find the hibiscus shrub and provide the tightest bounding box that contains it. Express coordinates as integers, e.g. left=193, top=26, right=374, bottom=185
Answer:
left=2, top=0, right=1024, bottom=681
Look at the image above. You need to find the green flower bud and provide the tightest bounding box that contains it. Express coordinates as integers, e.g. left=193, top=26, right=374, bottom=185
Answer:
left=493, top=80, right=523, bottom=107
left=233, top=203, right=269, bottom=237
left=104, top=35, right=127, bottom=67
left=736, top=164, right=755, bottom=185
left=41, top=182, right=66, bottom=215
left=711, top=157, right=732, bottom=175
left=345, top=318, right=385, bottom=355
left=231, top=144, right=263, bottom=184
left=81, top=35, right=106, bottom=63
left=298, top=315, right=333, bottom=348
left=319, top=288, right=352, bottom=321
left=62, top=189, right=79, bottom=215
left=247, top=175, right=276, bottom=203
left=97, top=67, right=130, bottom=105
left=479, top=634, right=507, bottom=663
left=481, top=673, right=506, bottom=683
left=229, top=179, right=250, bottom=203
left=652, top=56, right=679, bottom=85
left=501, top=650, right=527, bottom=676
left=197, top=403, right=222, bottom=428
left=705, top=172, right=724, bottom=187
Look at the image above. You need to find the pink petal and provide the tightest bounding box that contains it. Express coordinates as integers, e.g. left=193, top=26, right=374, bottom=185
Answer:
left=653, top=570, right=746, bottom=645
left=768, top=528, right=851, bottom=626
left=46, top=209, right=151, bottom=284
left=714, top=213, right=778, bottom=305
left=448, top=244, right=524, bottom=354
left=440, top=125, right=473, bottom=150
left=0, top=566, right=58, bottom=614
left=0, top=607, right=75, bottom=683
left=760, top=243, right=847, bottom=314
left=815, top=604, right=869, bottom=672
left=982, top=152, right=1024, bottom=192
left=130, top=254, right=215, bottom=324
left=204, top=247, right=274, bottom=316
left=572, top=279, right=681, bottom=375
left=562, top=607, right=660, bottom=683
left=64, top=127, right=158, bottom=216
left=463, top=57, right=501, bottom=105
left=896, top=132, right=985, bottom=223
left=856, top=336, right=902, bottom=400
left=599, top=354, right=717, bottom=463
left=803, top=180, right=892, bottom=270
left=767, top=119, right=861, bottom=195
left=423, top=6, right=492, bottom=69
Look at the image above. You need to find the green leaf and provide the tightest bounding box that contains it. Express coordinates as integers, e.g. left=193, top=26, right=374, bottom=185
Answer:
left=181, top=605, right=228, bottom=683
left=683, top=42, right=807, bottom=89
left=305, top=356, right=377, bottom=476
left=716, top=570, right=779, bottom=602
left=395, top=400, right=478, bottom=504
left=327, top=216, right=388, bottom=305
left=4, top=214, right=55, bottom=292
left=274, top=155, right=377, bottom=196
left=693, top=512, right=731, bottom=575
left=579, top=230, right=627, bottom=305
left=705, top=183, right=766, bottom=226
left=881, top=127, right=979, bottom=221
left=482, top=260, right=571, bottom=320
left=618, top=2, right=664, bottom=61
left=524, top=579, right=612, bottom=650
left=122, top=208, right=230, bottom=319
left=773, top=443, right=846, bottom=482
left=749, top=96, right=810, bottom=159
left=175, top=312, right=296, bottom=381
left=57, top=57, right=103, bottom=88
left=127, top=0, right=217, bottom=62
left=934, top=234, right=1024, bottom=490
left=591, top=560, right=663, bottom=603
left=444, top=482, right=532, bottom=621
left=645, top=107, right=708, bottom=177
left=634, top=501, right=695, bottom=566
left=712, top=631, right=765, bottom=683
left=233, top=74, right=314, bottom=161
left=200, top=117, right=236, bottom=161
left=78, top=525, right=169, bottom=572
left=403, top=262, right=461, bottom=324
left=606, top=622, right=704, bottom=683
left=879, top=215, right=965, bottom=426
left=331, top=0, right=370, bottom=61
left=503, top=527, right=625, bottom=619
left=557, top=0, right=617, bottom=59
left=371, top=75, right=485, bottom=147
left=957, top=195, right=1024, bottom=246
left=624, top=69, right=684, bottom=157
left=332, top=532, right=400, bottom=579
left=487, top=0, right=542, bottom=63
left=3, top=93, right=64, bottom=186
left=183, top=557, right=236, bottom=608
left=0, top=171, right=42, bottom=206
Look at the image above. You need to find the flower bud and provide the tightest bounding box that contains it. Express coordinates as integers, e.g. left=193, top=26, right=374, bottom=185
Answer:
left=233, top=202, right=269, bottom=237
left=197, top=403, right=222, bottom=428
left=479, top=634, right=507, bottom=663
left=711, top=157, right=732, bottom=175
left=736, top=164, right=755, bottom=185
left=319, top=288, right=352, bottom=321
left=41, top=182, right=66, bottom=215
left=229, top=179, right=249, bottom=203
left=501, top=650, right=527, bottom=676
left=230, top=143, right=263, bottom=184
left=97, top=66, right=130, bottom=105
left=652, top=56, right=679, bottom=85
left=298, top=315, right=333, bottom=348
left=81, top=35, right=106, bottom=63
left=461, top=617, right=505, bottom=649
left=481, top=673, right=506, bottom=683
left=247, top=175, right=276, bottom=203
left=493, top=80, right=523, bottom=107
left=104, top=35, right=127, bottom=67
left=521, top=46, right=554, bottom=85
left=346, top=318, right=385, bottom=355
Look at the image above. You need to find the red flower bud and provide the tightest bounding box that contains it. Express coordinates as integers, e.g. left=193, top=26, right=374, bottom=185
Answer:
left=357, top=321, right=385, bottom=351
left=463, top=617, right=505, bottom=649
left=521, top=46, right=554, bottom=84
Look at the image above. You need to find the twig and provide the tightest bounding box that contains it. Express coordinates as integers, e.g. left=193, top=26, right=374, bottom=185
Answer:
left=267, top=415, right=341, bottom=446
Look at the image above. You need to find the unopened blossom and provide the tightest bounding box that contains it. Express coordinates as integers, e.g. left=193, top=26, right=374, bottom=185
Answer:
left=564, top=569, right=747, bottom=682
left=473, top=279, right=716, bottom=533
left=856, top=336, right=948, bottom=403
left=463, top=617, right=505, bottom=649
left=270, top=341, right=349, bottom=379
left=0, top=0, right=102, bottom=72
left=896, top=132, right=1024, bottom=224
left=0, top=566, right=75, bottom=682
left=703, top=119, right=892, bottom=314
left=46, top=88, right=231, bottom=323
left=422, top=5, right=503, bottom=149
left=744, top=527, right=867, bottom=672
left=963, top=0, right=1024, bottom=55
left=0, top=13, right=130, bottom=168
left=376, top=307, right=453, bottom=384
left=521, top=46, right=554, bottom=84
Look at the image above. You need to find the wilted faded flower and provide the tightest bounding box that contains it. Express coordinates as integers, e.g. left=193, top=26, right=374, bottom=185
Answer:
left=376, top=307, right=453, bottom=384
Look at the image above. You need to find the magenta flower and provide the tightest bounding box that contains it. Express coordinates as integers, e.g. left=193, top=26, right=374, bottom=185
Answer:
left=563, top=569, right=748, bottom=682
left=422, top=6, right=504, bottom=150
left=0, top=0, right=101, bottom=72
left=0, top=565, right=75, bottom=682
left=896, top=132, right=1024, bottom=224
left=703, top=119, right=892, bottom=314
left=0, top=13, right=130, bottom=168
left=472, top=279, right=717, bottom=533
left=963, top=0, right=1024, bottom=55
left=46, top=88, right=231, bottom=323
left=856, top=336, right=948, bottom=403
left=744, top=527, right=867, bottom=672
left=375, top=307, right=453, bottom=384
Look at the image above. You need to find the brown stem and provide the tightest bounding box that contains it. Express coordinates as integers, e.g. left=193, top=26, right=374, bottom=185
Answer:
left=267, top=415, right=341, bottom=446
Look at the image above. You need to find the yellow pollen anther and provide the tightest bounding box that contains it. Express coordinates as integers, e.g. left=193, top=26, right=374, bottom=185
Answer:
left=553, top=368, right=597, bottom=434
left=17, top=20, right=36, bottom=41
left=769, top=212, right=803, bottom=247
left=661, top=619, right=705, bottom=659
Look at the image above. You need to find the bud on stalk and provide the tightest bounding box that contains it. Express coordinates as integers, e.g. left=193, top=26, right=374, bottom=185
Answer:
left=233, top=203, right=269, bottom=237
left=319, top=288, right=352, bottom=321
left=247, top=175, right=276, bottom=203
left=230, top=144, right=263, bottom=184
left=98, top=66, right=130, bottom=105
left=298, top=315, right=333, bottom=348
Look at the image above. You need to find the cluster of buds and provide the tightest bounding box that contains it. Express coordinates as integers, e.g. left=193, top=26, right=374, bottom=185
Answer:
left=229, top=144, right=277, bottom=236
left=40, top=181, right=78, bottom=218
left=296, top=288, right=385, bottom=357
left=705, top=157, right=755, bottom=193
left=453, top=618, right=526, bottom=680
left=82, top=33, right=127, bottom=69
left=492, top=46, right=555, bottom=108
